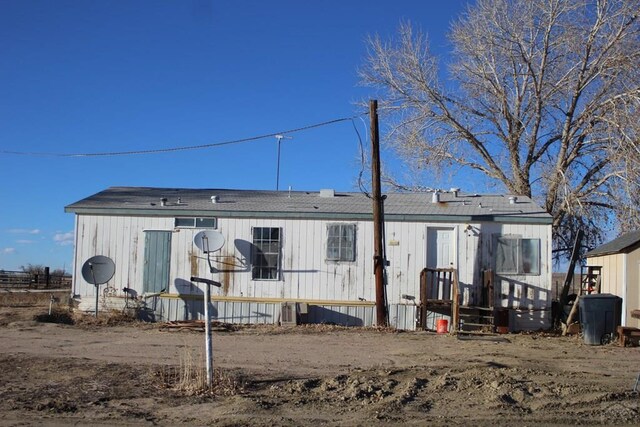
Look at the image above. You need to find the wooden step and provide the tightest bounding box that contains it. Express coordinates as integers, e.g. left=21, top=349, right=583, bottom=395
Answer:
left=617, top=326, right=640, bottom=347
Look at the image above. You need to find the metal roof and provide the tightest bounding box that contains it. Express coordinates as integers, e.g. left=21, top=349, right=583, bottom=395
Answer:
left=584, top=230, right=640, bottom=257
left=65, top=186, right=553, bottom=224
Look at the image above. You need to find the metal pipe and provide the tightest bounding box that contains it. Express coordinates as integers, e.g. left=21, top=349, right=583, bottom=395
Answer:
left=190, top=276, right=221, bottom=287
left=90, top=263, right=99, bottom=318
left=204, top=283, right=213, bottom=388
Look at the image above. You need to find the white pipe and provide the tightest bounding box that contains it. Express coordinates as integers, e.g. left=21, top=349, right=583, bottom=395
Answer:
left=204, top=283, right=213, bottom=388
left=142, top=292, right=163, bottom=298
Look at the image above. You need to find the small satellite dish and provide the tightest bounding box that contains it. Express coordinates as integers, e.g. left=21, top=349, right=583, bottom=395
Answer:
left=194, top=230, right=225, bottom=254
left=81, top=255, right=115, bottom=285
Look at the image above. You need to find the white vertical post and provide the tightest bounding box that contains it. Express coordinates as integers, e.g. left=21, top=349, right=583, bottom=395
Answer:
left=204, top=283, right=213, bottom=387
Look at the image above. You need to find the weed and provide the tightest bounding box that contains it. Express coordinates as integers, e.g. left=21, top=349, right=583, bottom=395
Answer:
left=33, top=310, right=74, bottom=325
left=156, top=347, right=244, bottom=396
left=0, top=290, right=70, bottom=308
left=72, top=309, right=139, bottom=327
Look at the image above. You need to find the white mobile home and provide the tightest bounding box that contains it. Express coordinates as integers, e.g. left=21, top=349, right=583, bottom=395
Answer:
left=65, top=187, right=553, bottom=331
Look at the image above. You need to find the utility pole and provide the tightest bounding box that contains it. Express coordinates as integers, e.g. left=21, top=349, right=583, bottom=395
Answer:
left=275, top=134, right=292, bottom=191
left=370, top=99, right=388, bottom=327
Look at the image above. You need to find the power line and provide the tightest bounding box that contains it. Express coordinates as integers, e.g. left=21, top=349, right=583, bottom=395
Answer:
left=0, top=114, right=367, bottom=158
left=351, top=117, right=371, bottom=199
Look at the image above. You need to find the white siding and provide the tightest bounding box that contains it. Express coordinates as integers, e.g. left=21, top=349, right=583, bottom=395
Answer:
left=587, top=254, right=624, bottom=296
left=587, top=251, right=640, bottom=328
left=71, top=213, right=552, bottom=329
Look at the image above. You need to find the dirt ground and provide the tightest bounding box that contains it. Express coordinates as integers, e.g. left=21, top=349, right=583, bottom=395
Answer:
left=1, top=291, right=639, bottom=426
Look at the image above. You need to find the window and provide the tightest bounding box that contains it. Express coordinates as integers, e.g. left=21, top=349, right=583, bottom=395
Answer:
left=174, top=217, right=216, bottom=228
left=251, top=227, right=281, bottom=280
left=326, top=223, right=356, bottom=262
left=495, top=236, right=540, bottom=275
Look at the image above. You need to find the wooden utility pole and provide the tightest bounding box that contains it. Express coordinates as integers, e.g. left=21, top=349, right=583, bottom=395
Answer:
left=370, top=100, right=388, bottom=327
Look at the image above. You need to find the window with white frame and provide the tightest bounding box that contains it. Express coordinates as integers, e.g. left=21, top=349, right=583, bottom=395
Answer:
left=495, top=236, right=541, bottom=275
left=251, top=227, right=281, bottom=280
left=174, top=217, right=216, bottom=228
left=326, top=223, right=356, bottom=262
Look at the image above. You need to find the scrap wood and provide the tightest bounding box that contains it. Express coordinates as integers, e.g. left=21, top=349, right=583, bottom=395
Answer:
left=160, top=320, right=205, bottom=332
left=564, top=323, right=580, bottom=335
left=159, top=320, right=237, bottom=332
left=617, top=326, right=640, bottom=347
left=562, top=296, right=580, bottom=336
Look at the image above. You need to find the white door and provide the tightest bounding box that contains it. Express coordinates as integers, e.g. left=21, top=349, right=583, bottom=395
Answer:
left=426, top=227, right=456, bottom=299
left=427, top=227, right=455, bottom=269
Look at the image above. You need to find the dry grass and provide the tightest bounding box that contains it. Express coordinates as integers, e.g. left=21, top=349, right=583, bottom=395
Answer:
left=72, top=309, right=141, bottom=327
left=232, top=322, right=402, bottom=335
left=156, top=347, right=244, bottom=396
left=33, top=309, right=74, bottom=325
left=29, top=307, right=140, bottom=327
left=0, top=290, right=70, bottom=308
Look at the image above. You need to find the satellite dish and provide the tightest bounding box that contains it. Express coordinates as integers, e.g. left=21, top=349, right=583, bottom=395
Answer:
left=194, top=230, right=225, bottom=254
left=81, top=255, right=115, bottom=285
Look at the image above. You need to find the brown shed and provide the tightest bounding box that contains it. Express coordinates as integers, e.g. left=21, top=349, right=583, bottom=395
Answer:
left=585, top=231, right=640, bottom=328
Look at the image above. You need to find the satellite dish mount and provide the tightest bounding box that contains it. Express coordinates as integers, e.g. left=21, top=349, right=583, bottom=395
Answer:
left=192, top=230, right=225, bottom=388
left=194, top=230, right=225, bottom=273
left=81, top=255, right=116, bottom=318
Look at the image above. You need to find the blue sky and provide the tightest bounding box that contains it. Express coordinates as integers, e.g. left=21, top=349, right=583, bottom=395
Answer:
left=0, top=0, right=468, bottom=272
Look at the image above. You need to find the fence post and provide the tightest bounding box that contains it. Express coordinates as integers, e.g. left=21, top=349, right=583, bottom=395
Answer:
left=45, top=267, right=50, bottom=288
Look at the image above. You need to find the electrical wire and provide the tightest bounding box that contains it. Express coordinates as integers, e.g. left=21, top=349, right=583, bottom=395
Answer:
left=0, top=114, right=367, bottom=158
left=351, top=116, right=372, bottom=199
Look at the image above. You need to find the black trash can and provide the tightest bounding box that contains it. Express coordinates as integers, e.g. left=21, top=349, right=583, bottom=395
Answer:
left=579, top=294, right=622, bottom=345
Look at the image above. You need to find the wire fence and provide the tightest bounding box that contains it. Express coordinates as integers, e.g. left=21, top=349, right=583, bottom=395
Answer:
left=0, top=270, right=71, bottom=289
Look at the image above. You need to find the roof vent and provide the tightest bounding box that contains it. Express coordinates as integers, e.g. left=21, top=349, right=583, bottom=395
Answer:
left=211, top=195, right=219, bottom=204
left=509, top=196, right=518, bottom=205
left=160, top=197, right=168, bottom=206
left=319, top=189, right=335, bottom=198
left=431, top=190, right=440, bottom=204
left=450, top=188, right=460, bottom=197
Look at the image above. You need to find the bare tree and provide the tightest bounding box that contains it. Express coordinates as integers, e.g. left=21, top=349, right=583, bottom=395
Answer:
left=605, top=93, right=640, bottom=233
left=360, top=0, right=640, bottom=257
left=20, top=264, right=46, bottom=275
left=20, top=264, right=68, bottom=278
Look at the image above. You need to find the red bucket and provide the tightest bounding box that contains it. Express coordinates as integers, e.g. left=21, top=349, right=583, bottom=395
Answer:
left=436, top=319, right=449, bottom=334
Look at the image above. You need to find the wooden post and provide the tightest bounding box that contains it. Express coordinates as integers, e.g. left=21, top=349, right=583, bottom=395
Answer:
left=419, top=269, right=427, bottom=329
left=483, top=269, right=494, bottom=308
left=559, top=230, right=583, bottom=306
left=452, top=270, right=460, bottom=333
left=563, top=296, right=581, bottom=336
left=370, top=100, right=388, bottom=327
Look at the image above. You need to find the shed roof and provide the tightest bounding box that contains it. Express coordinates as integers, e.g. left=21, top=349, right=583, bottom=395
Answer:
left=584, top=230, right=640, bottom=257
left=65, top=186, right=552, bottom=224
